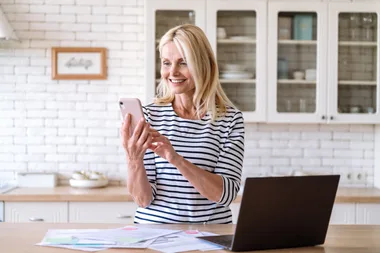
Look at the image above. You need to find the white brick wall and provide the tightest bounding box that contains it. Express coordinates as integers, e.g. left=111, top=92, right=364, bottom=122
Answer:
left=0, top=0, right=375, bottom=187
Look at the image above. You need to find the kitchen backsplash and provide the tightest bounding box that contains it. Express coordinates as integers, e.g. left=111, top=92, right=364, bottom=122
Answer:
left=0, top=0, right=375, bottom=187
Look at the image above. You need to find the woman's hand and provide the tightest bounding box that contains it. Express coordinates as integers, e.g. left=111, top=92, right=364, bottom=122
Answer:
left=121, top=114, right=152, bottom=163
left=149, top=130, right=180, bottom=164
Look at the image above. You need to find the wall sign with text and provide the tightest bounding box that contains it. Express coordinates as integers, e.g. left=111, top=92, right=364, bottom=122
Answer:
left=51, top=47, right=107, bottom=80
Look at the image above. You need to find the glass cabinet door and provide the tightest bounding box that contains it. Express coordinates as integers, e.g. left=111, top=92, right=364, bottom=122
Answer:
left=328, top=3, right=379, bottom=123
left=206, top=0, right=267, bottom=122
left=267, top=2, right=328, bottom=123
left=145, top=0, right=206, bottom=104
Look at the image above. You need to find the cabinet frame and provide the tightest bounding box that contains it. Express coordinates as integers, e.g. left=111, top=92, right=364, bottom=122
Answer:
left=144, top=0, right=206, bottom=105
left=267, top=1, right=328, bottom=123
left=206, top=0, right=267, bottom=122
left=328, top=2, right=380, bottom=124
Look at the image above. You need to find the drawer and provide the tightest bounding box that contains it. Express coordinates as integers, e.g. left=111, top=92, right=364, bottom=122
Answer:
left=5, top=202, right=68, bottom=223
left=69, top=202, right=138, bottom=223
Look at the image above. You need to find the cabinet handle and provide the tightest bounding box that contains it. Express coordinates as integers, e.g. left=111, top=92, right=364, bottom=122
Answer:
left=117, top=214, right=132, bottom=219
left=321, top=115, right=326, bottom=120
left=29, top=217, right=44, bottom=222
left=330, top=116, right=334, bottom=120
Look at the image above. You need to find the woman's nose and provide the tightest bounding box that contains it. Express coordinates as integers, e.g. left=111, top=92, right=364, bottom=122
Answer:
left=170, top=64, right=179, bottom=75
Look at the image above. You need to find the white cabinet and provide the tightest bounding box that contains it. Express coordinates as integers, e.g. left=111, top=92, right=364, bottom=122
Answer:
left=145, top=0, right=206, bottom=105
left=4, top=202, right=68, bottom=223
left=145, top=0, right=267, bottom=122
left=69, top=202, right=138, bottom=223
left=267, top=1, right=328, bottom=123
left=146, top=0, right=380, bottom=124
left=230, top=202, right=240, bottom=224
left=327, top=2, right=380, bottom=124
left=356, top=203, right=380, bottom=224
left=329, top=203, right=356, bottom=224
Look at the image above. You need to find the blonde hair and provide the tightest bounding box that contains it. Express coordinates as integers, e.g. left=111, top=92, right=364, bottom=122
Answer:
left=155, top=24, right=235, bottom=121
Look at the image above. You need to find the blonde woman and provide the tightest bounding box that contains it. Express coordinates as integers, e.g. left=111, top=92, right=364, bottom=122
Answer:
left=121, top=24, right=245, bottom=224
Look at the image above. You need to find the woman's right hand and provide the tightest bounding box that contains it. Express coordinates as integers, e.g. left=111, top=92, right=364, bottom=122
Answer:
left=121, top=114, right=152, bottom=163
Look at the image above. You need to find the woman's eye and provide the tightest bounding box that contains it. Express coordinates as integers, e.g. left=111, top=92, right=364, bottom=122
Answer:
left=163, top=62, right=170, bottom=66
left=179, top=62, right=187, bottom=66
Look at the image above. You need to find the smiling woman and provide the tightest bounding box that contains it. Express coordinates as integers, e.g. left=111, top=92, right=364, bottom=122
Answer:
left=120, top=24, right=245, bottom=224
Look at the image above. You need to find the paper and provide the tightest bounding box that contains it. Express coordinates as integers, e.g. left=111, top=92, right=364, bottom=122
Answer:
left=148, top=230, right=223, bottom=253
left=37, top=227, right=221, bottom=252
left=37, top=226, right=180, bottom=252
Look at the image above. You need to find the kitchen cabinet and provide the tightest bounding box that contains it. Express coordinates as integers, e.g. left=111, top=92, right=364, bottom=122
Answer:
left=146, top=0, right=380, bottom=124
left=4, top=202, right=68, bottom=223
left=69, top=202, right=137, bottom=223
left=145, top=0, right=267, bottom=122
left=230, top=202, right=240, bottom=224
left=268, top=1, right=379, bottom=123
left=356, top=203, right=380, bottom=224
left=329, top=203, right=356, bottom=224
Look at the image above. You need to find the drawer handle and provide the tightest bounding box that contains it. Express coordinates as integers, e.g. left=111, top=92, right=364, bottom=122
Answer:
left=29, top=217, right=44, bottom=222
left=117, top=214, right=132, bottom=219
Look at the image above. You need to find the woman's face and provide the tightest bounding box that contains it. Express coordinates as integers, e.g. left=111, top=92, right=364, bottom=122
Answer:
left=160, top=41, right=195, bottom=95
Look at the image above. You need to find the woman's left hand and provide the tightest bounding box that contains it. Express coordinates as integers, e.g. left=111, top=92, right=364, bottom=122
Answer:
left=149, top=130, right=180, bottom=164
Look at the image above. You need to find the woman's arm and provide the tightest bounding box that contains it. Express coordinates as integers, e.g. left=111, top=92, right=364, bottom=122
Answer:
left=170, top=156, right=223, bottom=202
left=121, top=115, right=155, bottom=208
left=150, top=112, right=245, bottom=204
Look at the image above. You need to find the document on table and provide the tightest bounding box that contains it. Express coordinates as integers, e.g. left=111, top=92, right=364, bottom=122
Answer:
left=148, top=230, right=223, bottom=253
left=36, top=226, right=180, bottom=252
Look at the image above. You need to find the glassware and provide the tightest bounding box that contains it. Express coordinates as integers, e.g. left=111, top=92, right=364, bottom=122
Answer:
left=349, top=13, right=361, bottom=41
left=361, top=13, right=375, bottom=41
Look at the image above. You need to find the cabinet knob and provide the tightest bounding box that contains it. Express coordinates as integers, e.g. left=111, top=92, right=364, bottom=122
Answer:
left=330, top=116, right=334, bottom=120
left=29, top=217, right=44, bottom=222
left=117, top=214, right=132, bottom=219
left=321, top=115, right=326, bottom=120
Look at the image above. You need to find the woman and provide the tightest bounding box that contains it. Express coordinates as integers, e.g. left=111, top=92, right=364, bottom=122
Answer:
left=121, top=24, right=245, bottom=224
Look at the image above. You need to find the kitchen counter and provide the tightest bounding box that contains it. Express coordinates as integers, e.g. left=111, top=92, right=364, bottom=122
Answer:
left=0, top=186, right=380, bottom=203
left=0, top=223, right=379, bottom=253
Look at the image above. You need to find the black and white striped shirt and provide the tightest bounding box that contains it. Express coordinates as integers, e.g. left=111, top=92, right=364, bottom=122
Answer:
left=133, top=103, right=245, bottom=224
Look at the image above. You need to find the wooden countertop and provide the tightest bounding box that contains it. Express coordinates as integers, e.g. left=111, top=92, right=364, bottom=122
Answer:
left=0, top=223, right=379, bottom=253
left=1, top=186, right=380, bottom=203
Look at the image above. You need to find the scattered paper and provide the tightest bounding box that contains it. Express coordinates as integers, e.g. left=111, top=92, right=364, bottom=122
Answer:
left=36, top=226, right=221, bottom=252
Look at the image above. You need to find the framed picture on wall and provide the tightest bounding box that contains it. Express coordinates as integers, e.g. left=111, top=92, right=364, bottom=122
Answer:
left=51, top=47, right=107, bottom=80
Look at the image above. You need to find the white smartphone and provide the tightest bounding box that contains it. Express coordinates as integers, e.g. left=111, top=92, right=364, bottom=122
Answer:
left=119, top=98, right=144, bottom=134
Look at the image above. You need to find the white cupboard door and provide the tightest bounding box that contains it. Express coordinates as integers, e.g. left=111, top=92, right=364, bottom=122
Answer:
left=328, top=3, right=380, bottom=124
left=230, top=202, right=240, bottom=224
left=4, top=202, right=68, bottom=223
left=145, top=0, right=206, bottom=104
left=356, top=203, right=380, bottom=224
left=206, top=0, right=267, bottom=122
left=267, top=2, right=328, bottom=123
left=329, top=203, right=356, bottom=224
left=69, top=202, right=138, bottom=223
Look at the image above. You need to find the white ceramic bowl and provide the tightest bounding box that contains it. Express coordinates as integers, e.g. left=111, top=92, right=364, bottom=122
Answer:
left=223, top=64, right=246, bottom=72
left=293, top=71, right=305, bottom=80
left=69, top=179, right=108, bottom=188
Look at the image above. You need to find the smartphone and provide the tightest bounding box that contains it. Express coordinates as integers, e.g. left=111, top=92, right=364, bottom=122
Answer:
left=119, top=98, right=144, bottom=134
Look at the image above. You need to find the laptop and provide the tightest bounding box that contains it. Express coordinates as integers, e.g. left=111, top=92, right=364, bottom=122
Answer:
left=198, top=175, right=340, bottom=252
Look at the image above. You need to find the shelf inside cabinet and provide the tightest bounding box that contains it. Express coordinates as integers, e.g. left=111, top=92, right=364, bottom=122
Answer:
left=338, top=80, right=377, bottom=86
left=277, top=79, right=316, bottom=84
left=220, top=79, right=256, bottom=83
left=278, top=40, right=317, bottom=45
left=338, top=41, right=377, bottom=47
left=218, top=39, right=256, bottom=44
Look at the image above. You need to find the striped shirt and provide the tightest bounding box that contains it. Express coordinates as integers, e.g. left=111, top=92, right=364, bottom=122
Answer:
left=133, top=103, right=245, bottom=224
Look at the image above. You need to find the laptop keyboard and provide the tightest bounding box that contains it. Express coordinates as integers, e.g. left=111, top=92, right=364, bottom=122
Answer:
left=202, top=235, right=234, bottom=247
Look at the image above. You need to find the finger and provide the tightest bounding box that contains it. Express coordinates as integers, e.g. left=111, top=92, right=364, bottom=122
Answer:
left=151, top=136, right=168, bottom=144
left=131, top=117, right=146, bottom=142
left=137, top=122, right=151, bottom=146
left=122, top=114, right=131, bottom=141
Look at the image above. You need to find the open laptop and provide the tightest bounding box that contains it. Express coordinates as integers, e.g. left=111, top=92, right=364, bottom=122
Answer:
left=198, top=175, right=340, bottom=252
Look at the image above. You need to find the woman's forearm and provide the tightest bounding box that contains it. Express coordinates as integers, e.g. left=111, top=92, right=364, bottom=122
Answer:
left=127, top=159, right=153, bottom=208
left=170, top=155, right=223, bottom=202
